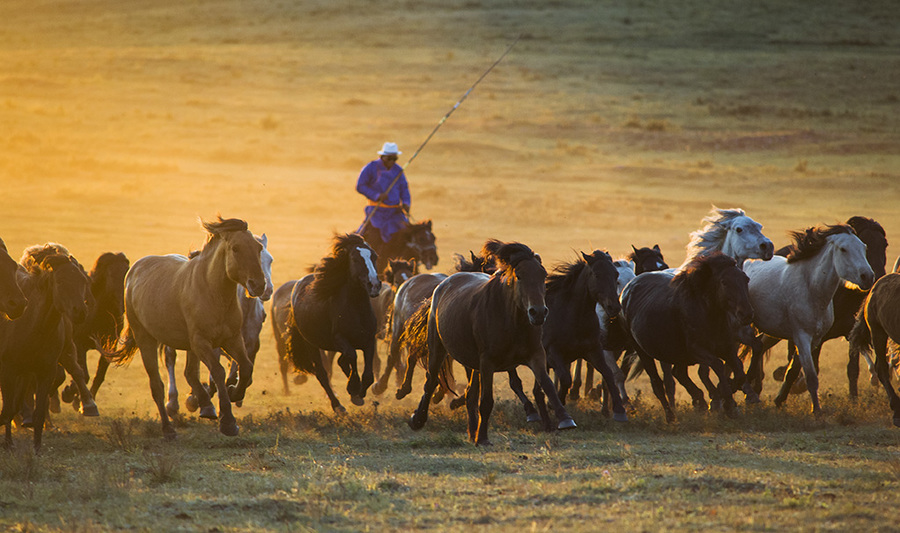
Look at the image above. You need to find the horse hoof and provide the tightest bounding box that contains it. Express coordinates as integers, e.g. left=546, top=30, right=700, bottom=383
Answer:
left=557, top=418, right=577, bottom=430
left=235, top=400, right=243, bottom=408
left=475, top=439, right=493, bottom=447
left=773, top=366, right=787, bottom=382
left=350, top=395, right=365, bottom=406
left=80, top=402, right=100, bottom=417
left=333, top=404, right=347, bottom=414
left=395, top=389, right=410, bottom=401
left=613, top=412, right=628, bottom=423
left=293, top=374, right=308, bottom=385
left=199, top=405, right=218, bottom=420
left=185, top=395, right=200, bottom=413
left=227, top=385, right=244, bottom=403
left=166, top=402, right=179, bottom=418
left=49, top=395, right=61, bottom=414
left=60, top=387, right=76, bottom=404
left=526, top=413, right=542, bottom=423
left=372, top=382, right=387, bottom=396
left=449, top=397, right=466, bottom=410
left=408, top=413, right=425, bottom=431
left=219, top=421, right=239, bottom=437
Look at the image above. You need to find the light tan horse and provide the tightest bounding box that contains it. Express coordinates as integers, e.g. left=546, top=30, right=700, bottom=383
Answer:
left=112, top=217, right=265, bottom=439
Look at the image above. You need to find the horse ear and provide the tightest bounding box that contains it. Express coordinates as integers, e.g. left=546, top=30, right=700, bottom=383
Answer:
left=260, top=233, right=268, bottom=247
left=383, top=266, right=394, bottom=284
left=632, top=245, right=639, bottom=253
left=581, top=251, right=591, bottom=263
left=653, top=244, right=660, bottom=252
left=426, top=220, right=432, bottom=230
left=535, top=253, right=543, bottom=265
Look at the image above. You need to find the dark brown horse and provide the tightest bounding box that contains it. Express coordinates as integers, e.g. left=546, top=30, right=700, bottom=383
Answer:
left=541, top=250, right=626, bottom=419
left=271, top=233, right=381, bottom=411
left=360, top=219, right=438, bottom=275
left=0, top=244, right=90, bottom=451
left=0, top=238, right=27, bottom=321
left=59, top=252, right=130, bottom=412
left=111, top=217, right=266, bottom=439
left=621, top=253, right=753, bottom=422
left=408, top=240, right=575, bottom=446
left=849, top=273, right=900, bottom=426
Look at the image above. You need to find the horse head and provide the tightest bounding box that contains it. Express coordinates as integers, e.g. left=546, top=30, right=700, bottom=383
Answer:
left=629, top=244, right=668, bottom=274
left=0, top=240, right=27, bottom=320
left=384, top=258, right=416, bottom=289
left=718, top=212, right=774, bottom=266
left=204, top=217, right=266, bottom=298
left=830, top=230, right=875, bottom=291
left=582, top=250, right=621, bottom=318
left=484, top=239, right=548, bottom=326
left=847, top=216, right=888, bottom=280
left=612, top=260, right=636, bottom=296
left=348, top=237, right=382, bottom=298
left=92, top=252, right=130, bottom=319
left=411, top=220, right=438, bottom=270
left=255, top=233, right=275, bottom=302
left=42, top=254, right=91, bottom=324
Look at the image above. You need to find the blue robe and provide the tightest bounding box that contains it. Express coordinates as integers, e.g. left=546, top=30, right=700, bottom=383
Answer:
left=356, top=159, right=411, bottom=242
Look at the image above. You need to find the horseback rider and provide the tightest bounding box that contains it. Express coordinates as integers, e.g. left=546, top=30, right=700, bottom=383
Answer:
left=356, top=142, right=411, bottom=243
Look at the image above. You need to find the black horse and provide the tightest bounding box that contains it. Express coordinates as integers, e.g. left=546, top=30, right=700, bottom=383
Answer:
left=360, top=219, right=438, bottom=275
left=271, top=233, right=382, bottom=412
left=408, top=240, right=575, bottom=446
left=761, top=216, right=888, bottom=397
left=621, top=253, right=753, bottom=422
left=540, top=250, right=627, bottom=420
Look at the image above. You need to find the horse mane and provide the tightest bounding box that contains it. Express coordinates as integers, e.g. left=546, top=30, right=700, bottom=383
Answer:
left=201, top=216, right=249, bottom=239
left=847, top=216, right=886, bottom=242
left=310, top=233, right=368, bottom=297
left=20, top=243, right=72, bottom=273
left=786, top=224, right=854, bottom=263
left=672, top=252, right=737, bottom=293
left=482, top=240, right=537, bottom=278
left=546, top=251, right=609, bottom=293
left=685, top=207, right=746, bottom=258
left=91, top=252, right=128, bottom=278
left=0, top=238, right=7, bottom=253
left=453, top=251, right=495, bottom=274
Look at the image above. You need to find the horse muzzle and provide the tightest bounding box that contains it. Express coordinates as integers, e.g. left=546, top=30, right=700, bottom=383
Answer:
left=528, top=305, right=549, bottom=326
left=3, top=297, right=26, bottom=320
left=245, top=278, right=266, bottom=298
left=760, top=241, right=775, bottom=261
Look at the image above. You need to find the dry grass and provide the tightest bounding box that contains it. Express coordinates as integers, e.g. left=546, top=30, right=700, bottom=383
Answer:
left=1, top=0, right=900, bottom=530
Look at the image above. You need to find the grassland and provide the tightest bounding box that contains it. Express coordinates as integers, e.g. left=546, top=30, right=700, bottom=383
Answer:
left=1, top=0, right=899, bottom=531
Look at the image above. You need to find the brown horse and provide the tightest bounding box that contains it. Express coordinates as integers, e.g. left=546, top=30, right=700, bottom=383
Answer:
left=111, top=217, right=265, bottom=439
left=271, top=233, right=381, bottom=411
left=0, top=244, right=90, bottom=451
left=849, top=273, right=900, bottom=426
left=59, top=252, right=130, bottom=412
left=408, top=240, right=575, bottom=446
left=361, top=219, right=438, bottom=275
left=0, top=238, right=27, bottom=321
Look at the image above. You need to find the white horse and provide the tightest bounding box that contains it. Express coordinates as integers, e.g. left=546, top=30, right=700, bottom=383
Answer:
left=165, top=233, right=274, bottom=418
left=677, top=206, right=774, bottom=270
left=744, top=225, right=874, bottom=416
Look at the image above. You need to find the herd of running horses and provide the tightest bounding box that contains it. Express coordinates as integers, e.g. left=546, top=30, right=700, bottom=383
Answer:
left=0, top=208, right=898, bottom=450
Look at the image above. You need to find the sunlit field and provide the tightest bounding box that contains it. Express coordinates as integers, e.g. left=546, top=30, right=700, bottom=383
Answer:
left=1, top=0, right=899, bottom=531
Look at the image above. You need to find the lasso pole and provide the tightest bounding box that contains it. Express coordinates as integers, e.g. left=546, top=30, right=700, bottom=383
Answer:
left=358, top=35, right=522, bottom=233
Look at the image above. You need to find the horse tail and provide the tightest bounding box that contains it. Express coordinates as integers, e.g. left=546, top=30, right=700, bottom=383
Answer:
left=620, top=350, right=644, bottom=381
left=105, top=322, right=138, bottom=365
left=399, top=299, right=430, bottom=369
left=848, top=311, right=873, bottom=362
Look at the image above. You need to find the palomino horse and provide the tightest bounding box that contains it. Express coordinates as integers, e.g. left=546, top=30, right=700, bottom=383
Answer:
left=849, top=273, right=900, bottom=426
left=111, top=217, right=266, bottom=439
left=408, top=240, right=575, bottom=446
left=60, top=252, right=130, bottom=412
left=360, top=219, right=438, bottom=274
left=621, top=253, right=753, bottom=422
left=541, top=250, right=626, bottom=421
left=0, top=244, right=90, bottom=451
left=271, top=233, right=381, bottom=412
left=165, top=234, right=274, bottom=418
left=0, top=238, right=27, bottom=321
left=745, top=224, right=874, bottom=417
left=766, top=216, right=888, bottom=398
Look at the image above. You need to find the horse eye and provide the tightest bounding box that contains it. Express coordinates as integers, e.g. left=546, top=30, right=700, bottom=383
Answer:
left=735, top=227, right=743, bottom=233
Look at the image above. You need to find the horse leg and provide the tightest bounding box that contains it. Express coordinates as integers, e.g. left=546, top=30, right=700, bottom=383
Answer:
left=163, top=346, right=182, bottom=417
left=408, top=314, right=446, bottom=431
left=395, top=345, right=418, bottom=400
left=587, top=349, right=627, bottom=421
left=706, top=356, right=739, bottom=418
left=605, top=349, right=629, bottom=405
left=309, top=347, right=346, bottom=413
left=784, top=342, right=808, bottom=395
left=465, top=370, right=480, bottom=442
left=31, top=368, right=58, bottom=453
left=89, top=354, right=111, bottom=399
left=547, top=348, right=573, bottom=405
left=871, top=326, right=900, bottom=425
left=136, top=334, right=176, bottom=440
left=357, top=338, right=378, bottom=401
left=218, top=334, right=253, bottom=404
left=507, top=369, right=540, bottom=422
left=373, top=331, right=402, bottom=396
left=660, top=362, right=676, bottom=407
left=199, top=349, right=238, bottom=437
left=848, top=341, right=861, bottom=399
left=673, top=364, right=708, bottom=412
left=449, top=367, right=471, bottom=410
left=57, top=339, right=99, bottom=417
left=183, top=350, right=217, bottom=419
left=474, top=364, right=495, bottom=447
left=638, top=352, right=676, bottom=422
left=570, top=359, right=583, bottom=401
left=696, top=365, right=721, bottom=411
left=529, top=353, right=576, bottom=431
left=776, top=333, right=821, bottom=416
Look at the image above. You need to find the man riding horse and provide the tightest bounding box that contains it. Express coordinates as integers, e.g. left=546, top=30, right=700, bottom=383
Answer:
left=356, top=142, right=411, bottom=243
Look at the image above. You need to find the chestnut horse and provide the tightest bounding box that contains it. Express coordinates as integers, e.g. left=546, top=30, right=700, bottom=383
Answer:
left=360, top=219, right=438, bottom=274
left=0, top=244, right=90, bottom=451
left=111, top=217, right=265, bottom=439
left=408, top=240, right=575, bottom=446
left=0, top=238, right=27, bottom=321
